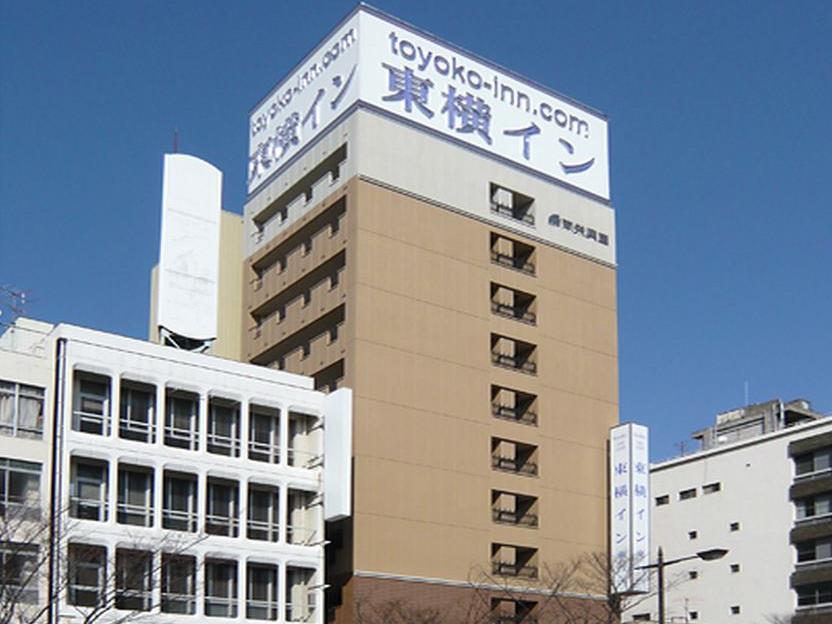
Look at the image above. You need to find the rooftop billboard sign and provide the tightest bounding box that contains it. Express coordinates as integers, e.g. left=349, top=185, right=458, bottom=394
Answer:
left=248, top=7, right=610, bottom=202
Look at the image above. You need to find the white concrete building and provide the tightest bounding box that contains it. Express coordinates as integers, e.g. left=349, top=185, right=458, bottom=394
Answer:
left=0, top=318, right=351, bottom=624
left=624, top=399, right=831, bottom=624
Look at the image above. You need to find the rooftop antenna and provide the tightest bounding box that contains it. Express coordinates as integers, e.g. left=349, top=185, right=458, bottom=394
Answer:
left=0, top=285, right=27, bottom=326
left=675, top=440, right=687, bottom=457
left=173, top=128, right=179, bottom=154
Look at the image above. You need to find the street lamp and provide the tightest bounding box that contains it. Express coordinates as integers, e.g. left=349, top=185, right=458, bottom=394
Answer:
left=637, top=546, right=728, bottom=624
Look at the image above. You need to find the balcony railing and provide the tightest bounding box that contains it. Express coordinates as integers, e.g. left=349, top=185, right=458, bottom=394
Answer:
left=490, top=251, right=535, bottom=276
left=161, top=592, right=196, bottom=615
left=207, top=431, right=240, bottom=457
left=491, top=302, right=536, bottom=325
left=492, top=562, right=539, bottom=579
left=205, top=596, right=237, bottom=618
left=492, top=456, right=538, bottom=477
left=492, top=509, right=539, bottom=528
left=248, top=518, right=280, bottom=542
left=492, top=405, right=538, bottom=426
left=162, top=508, right=198, bottom=532
left=490, top=202, right=535, bottom=226
left=69, top=582, right=103, bottom=607
left=115, top=588, right=152, bottom=611
left=117, top=502, right=153, bottom=527
left=72, top=411, right=108, bottom=435
left=119, top=419, right=155, bottom=443
left=164, top=424, right=198, bottom=450
left=205, top=514, right=240, bottom=537
left=492, top=353, right=537, bottom=375
left=249, top=439, right=280, bottom=464
left=247, top=598, right=279, bottom=621
left=70, top=495, right=107, bottom=521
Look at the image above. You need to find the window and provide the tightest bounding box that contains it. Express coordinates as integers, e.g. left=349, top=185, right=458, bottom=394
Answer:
left=490, top=183, right=535, bottom=225
left=490, top=233, right=535, bottom=275
left=731, top=605, right=740, bottom=615
left=690, top=612, right=698, bottom=621
left=115, top=549, right=152, bottom=611
left=205, top=559, right=238, bottom=618
left=0, top=542, right=39, bottom=604
left=797, top=582, right=832, bottom=606
left=491, top=386, right=537, bottom=426
left=730, top=522, right=740, bottom=532
left=119, top=381, right=155, bottom=443
left=491, top=334, right=537, bottom=375
left=249, top=406, right=280, bottom=464
left=795, top=448, right=832, bottom=476
left=730, top=563, right=740, bottom=573
left=70, top=458, right=107, bottom=522
left=68, top=544, right=106, bottom=607
left=703, top=482, right=721, bottom=494
left=287, top=489, right=317, bottom=545
left=247, top=564, right=279, bottom=621
left=491, top=438, right=539, bottom=477
left=797, top=538, right=832, bottom=563
left=206, top=478, right=239, bottom=537
left=796, top=493, right=832, bottom=520
left=117, top=465, right=153, bottom=527
left=655, top=495, right=670, bottom=506
left=165, top=389, right=199, bottom=450
left=679, top=488, right=696, bottom=500
left=288, top=412, right=322, bottom=468
left=492, top=490, right=539, bottom=528
left=491, top=283, right=537, bottom=325
left=0, top=459, right=40, bottom=521
left=0, top=381, right=44, bottom=438
left=73, top=373, right=110, bottom=435
left=688, top=531, right=698, bottom=540
left=207, top=398, right=241, bottom=457
left=632, top=615, right=650, bottom=622
left=491, top=543, right=538, bottom=579
left=248, top=485, right=280, bottom=542
left=689, top=570, right=698, bottom=579
left=162, top=554, right=196, bottom=614
left=163, top=471, right=198, bottom=532
left=286, top=567, right=317, bottom=623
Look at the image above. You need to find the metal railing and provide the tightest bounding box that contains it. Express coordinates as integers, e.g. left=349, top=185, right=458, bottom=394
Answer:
left=490, top=251, right=535, bottom=275
left=491, top=301, right=536, bottom=325
left=492, top=404, right=538, bottom=426
left=249, top=439, right=280, bottom=464
left=72, top=410, right=108, bottom=435
left=116, top=502, right=153, bottom=527
left=492, top=353, right=537, bottom=375
left=161, top=592, right=196, bottom=614
left=119, top=419, right=155, bottom=443
left=492, top=456, right=538, bottom=477
left=247, top=518, right=280, bottom=542
left=490, top=202, right=535, bottom=226
left=68, top=583, right=103, bottom=607
left=162, top=508, right=198, bottom=532
left=492, top=562, right=539, bottom=579
left=115, top=588, right=152, bottom=611
left=205, top=514, right=240, bottom=537
left=204, top=596, right=238, bottom=618
left=492, top=508, right=539, bottom=528
left=164, top=424, right=198, bottom=450
left=247, top=598, right=279, bottom=621
left=70, top=495, right=107, bottom=521
left=207, top=431, right=241, bottom=457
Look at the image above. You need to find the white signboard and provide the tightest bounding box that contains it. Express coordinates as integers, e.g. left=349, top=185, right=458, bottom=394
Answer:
left=157, top=154, right=222, bottom=341
left=248, top=8, right=610, bottom=201
left=609, top=423, right=650, bottom=594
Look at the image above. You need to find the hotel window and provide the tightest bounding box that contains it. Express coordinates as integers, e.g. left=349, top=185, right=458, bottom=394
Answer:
left=205, top=559, right=238, bottom=618
left=490, top=183, right=535, bottom=226
left=69, top=458, right=108, bottom=522
left=72, top=373, right=110, bottom=435
left=163, top=471, right=198, bottom=532
left=491, top=385, right=537, bottom=426
left=491, top=490, right=539, bottom=528
left=491, top=334, right=537, bottom=375
left=117, top=464, right=154, bottom=527
left=491, top=543, right=539, bottom=579
left=0, top=459, right=40, bottom=521
left=161, top=554, right=196, bottom=615
left=164, top=389, right=199, bottom=451
left=115, top=549, right=153, bottom=611
left=207, top=398, right=241, bottom=457
left=490, top=283, right=537, bottom=325
left=490, top=233, right=535, bottom=275
left=68, top=544, right=106, bottom=607
left=491, top=438, right=539, bottom=477
left=0, top=380, right=44, bottom=439
left=119, top=380, right=155, bottom=443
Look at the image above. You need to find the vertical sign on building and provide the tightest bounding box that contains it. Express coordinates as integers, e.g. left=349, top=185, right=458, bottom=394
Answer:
left=610, top=423, right=650, bottom=594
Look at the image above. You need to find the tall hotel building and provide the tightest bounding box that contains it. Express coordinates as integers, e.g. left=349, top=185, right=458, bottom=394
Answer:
left=243, top=6, right=617, bottom=621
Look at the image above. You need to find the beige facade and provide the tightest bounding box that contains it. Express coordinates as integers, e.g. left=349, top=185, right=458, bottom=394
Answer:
left=242, top=104, right=618, bottom=619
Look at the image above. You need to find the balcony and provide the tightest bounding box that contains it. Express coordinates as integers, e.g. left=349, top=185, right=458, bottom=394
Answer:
left=492, top=439, right=539, bottom=477
left=491, top=386, right=538, bottom=426
left=492, top=509, right=539, bottom=528
left=490, top=184, right=535, bottom=226
left=491, top=283, right=537, bottom=325
left=490, top=233, right=535, bottom=276
left=491, top=335, right=537, bottom=375
left=492, top=561, right=539, bottom=579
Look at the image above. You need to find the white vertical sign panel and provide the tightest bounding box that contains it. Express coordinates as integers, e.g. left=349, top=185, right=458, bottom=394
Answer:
left=609, top=422, right=650, bottom=594
left=157, top=154, right=222, bottom=341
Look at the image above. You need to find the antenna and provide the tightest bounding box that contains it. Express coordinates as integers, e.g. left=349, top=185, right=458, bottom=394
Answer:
left=675, top=440, right=687, bottom=457
left=0, top=285, right=27, bottom=325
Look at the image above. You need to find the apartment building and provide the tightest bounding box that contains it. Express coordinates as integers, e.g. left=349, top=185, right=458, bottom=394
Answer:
left=624, top=399, right=831, bottom=624
left=0, top=318, right=352, bottom=624
left=243, top=6, right=617, bottom=621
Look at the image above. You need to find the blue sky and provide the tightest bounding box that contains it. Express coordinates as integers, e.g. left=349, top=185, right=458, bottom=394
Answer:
left=1, top=1, right=830, bottom=460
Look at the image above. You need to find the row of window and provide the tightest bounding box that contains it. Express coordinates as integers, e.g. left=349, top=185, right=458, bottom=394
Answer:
left=655, top=481, right=721, bottom=506
left=0, top=380, right=44, bottom=439
left=66, top=544, right=317, bottom=621
left=633, top=606, right=741, bottom=621
left=69, top=457, right=319, bottom=544
left=795, top=447, right=832, bottom=477
left=71, top=373, right=321, bottom=466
